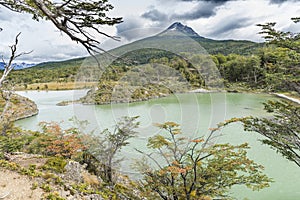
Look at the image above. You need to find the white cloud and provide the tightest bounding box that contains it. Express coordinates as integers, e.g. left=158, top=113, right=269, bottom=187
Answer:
left=0, top=6, right=114, bottom=63
left=184, top=0, right=300, bottom=41
left=1, top=0, right=300, bottom=63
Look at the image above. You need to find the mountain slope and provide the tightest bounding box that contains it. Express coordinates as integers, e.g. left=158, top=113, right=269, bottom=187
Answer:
left=31, top=22, right=261, bottom=69
left=94, top=22, right=261, bottom=67
left=161, top=22, right=201, bottom=37
left=0, top=62, right=36, bottom=70
left=164, top=22, right=260, bottom=55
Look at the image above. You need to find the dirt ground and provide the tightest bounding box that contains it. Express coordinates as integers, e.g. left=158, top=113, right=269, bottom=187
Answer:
left=0, top=169, right=44, bottom=200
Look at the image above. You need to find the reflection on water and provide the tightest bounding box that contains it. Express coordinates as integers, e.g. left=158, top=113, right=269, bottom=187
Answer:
left=15, top=90, right=300, bottom=200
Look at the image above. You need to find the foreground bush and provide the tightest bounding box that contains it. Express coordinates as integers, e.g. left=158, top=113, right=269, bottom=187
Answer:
left=136, top=122, right=271, bottom=200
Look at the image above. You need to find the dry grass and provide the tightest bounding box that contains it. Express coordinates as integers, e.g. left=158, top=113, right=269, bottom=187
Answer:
left=82, top=171, right=100, bottom=188
left=15, top=81, right=98, bottom=91
left=286, top=92, right=300, bottom=100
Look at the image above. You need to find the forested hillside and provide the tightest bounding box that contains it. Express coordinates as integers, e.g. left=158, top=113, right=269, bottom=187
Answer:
left=3, top=22, right=261, bottom=90
left=0, top=0, right=299, bottom=199
left=2, top=22, right=299, bottom=104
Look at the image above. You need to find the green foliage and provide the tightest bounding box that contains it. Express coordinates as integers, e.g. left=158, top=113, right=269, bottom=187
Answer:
left=31, top=182, right=39, bottom=190
left=257, top=20, right=300, bottom=53
left=69, top=176, right=140, bottom=199
left=40, top=183, right=52, bottom=192
left=210, top=18, right=300, bottom=92
left=5, top=32, right=261, bottom=93
left=5, top=17, right=299, bottom=95
left=256, top=18, right=300, bottom=93
left=197, top=38, right=262, bottom=55
left=0, top=124, right=38, bottom=154
left=0, top=159, right=20, bottom=171
left=71, top=183, right=95, bottom=194
left=258, top=47, right=300, bottom=92
left=42, top=157, right=67, bottom=173
left=80, top=53, right=204, bottom=104
left=0, top=159, right=43, bottom=178
left=210, top=46, right=300, bottom=92
left=85, top=116, right=139, bottom=184
left=240, top=101, right=300, bottom=167
left=44, top=192, right=65, bottom=200
left=214, top=54, right=261, bottom=83
left=8, top=65, right=80, bottom=85
left=28, top=121, right=87, bottom=159
left=136, top=122, right=271, bottom=200
left=0, top=91, right=38, bottom=134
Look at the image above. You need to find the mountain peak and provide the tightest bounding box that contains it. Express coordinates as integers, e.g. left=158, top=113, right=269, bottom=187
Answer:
left=166, top=22, right=200, bottom=37
left=0, top=62, right=36, bottom=70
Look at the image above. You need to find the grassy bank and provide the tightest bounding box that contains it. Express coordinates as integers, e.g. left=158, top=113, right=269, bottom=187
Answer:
left=15, top=81, right=98, bottom=91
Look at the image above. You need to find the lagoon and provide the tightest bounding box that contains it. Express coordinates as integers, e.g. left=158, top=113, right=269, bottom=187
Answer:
left=15, top=90, right=300, bottom=200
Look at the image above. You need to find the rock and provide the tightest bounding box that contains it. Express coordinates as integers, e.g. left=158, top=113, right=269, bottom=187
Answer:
left=56, top=101, right=70, bottom=106
left=84, top=194, right=104, bottom=200
left=66, top=194, right=83, bottom=200
left=4, top=152, right=47, bottom=168
left=63, top=161, right=87, bottom=184
left=0, top=191, right=10, bottom=199
left=0, top=91, right=38, bottom=121
left=227, top=89, right=239, bottom=93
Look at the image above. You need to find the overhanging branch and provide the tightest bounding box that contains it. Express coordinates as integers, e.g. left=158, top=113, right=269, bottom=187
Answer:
left=0, top=0, right=122, bottom=56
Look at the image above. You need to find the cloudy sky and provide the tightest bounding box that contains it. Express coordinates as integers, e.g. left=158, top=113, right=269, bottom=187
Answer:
left=0, top=0, right=300, bottom=63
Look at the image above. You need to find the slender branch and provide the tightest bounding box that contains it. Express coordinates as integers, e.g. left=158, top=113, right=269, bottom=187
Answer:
left=0, top=0, right=123, bottom=64
left=135, top=148, right=164, bottom=170
left=0, top=33, right=32, bottom=88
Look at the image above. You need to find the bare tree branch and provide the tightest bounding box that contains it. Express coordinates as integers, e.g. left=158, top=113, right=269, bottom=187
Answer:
left=0, top=33, right=32, bottom=88
left=0, top=0, right=122, bottom=56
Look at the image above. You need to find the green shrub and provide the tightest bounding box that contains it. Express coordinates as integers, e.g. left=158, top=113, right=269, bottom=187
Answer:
left=0, top=133, right=37, bottom=153
left=40, top=183, right=52, bottom=192
left=45, top=192, right=65, bottom=200
left=42, top=157, right=67, bottom=173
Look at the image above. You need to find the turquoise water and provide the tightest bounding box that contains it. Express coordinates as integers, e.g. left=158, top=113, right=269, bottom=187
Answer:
left=15, top=90, right=300, bottom=200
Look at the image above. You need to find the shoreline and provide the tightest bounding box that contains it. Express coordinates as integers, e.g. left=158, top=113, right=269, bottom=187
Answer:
left=273, top=93, right=300, bottom=105
left=0, top=92, right=39, bottom=122
left=14, top=87, right=300, bottom=106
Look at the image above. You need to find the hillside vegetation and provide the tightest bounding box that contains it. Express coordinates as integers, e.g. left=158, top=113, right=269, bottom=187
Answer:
left=5, top=28, right=261, bottom=89
left=0, top=19, right=299, bottom=200
left=0, top=91, right=38, bottom=121
left=3, top=23, right=299, bottom=104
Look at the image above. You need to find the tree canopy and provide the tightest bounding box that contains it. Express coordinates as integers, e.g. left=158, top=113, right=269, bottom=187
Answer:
left=257, top=18, right=300, bottom=93
left=236, top=18, right=300, bottom=168
left=257, top=17, right=300, bottom=53
left=136, top=122, right=271, bottom=200
left=241, top=101, right=300, bottom=167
